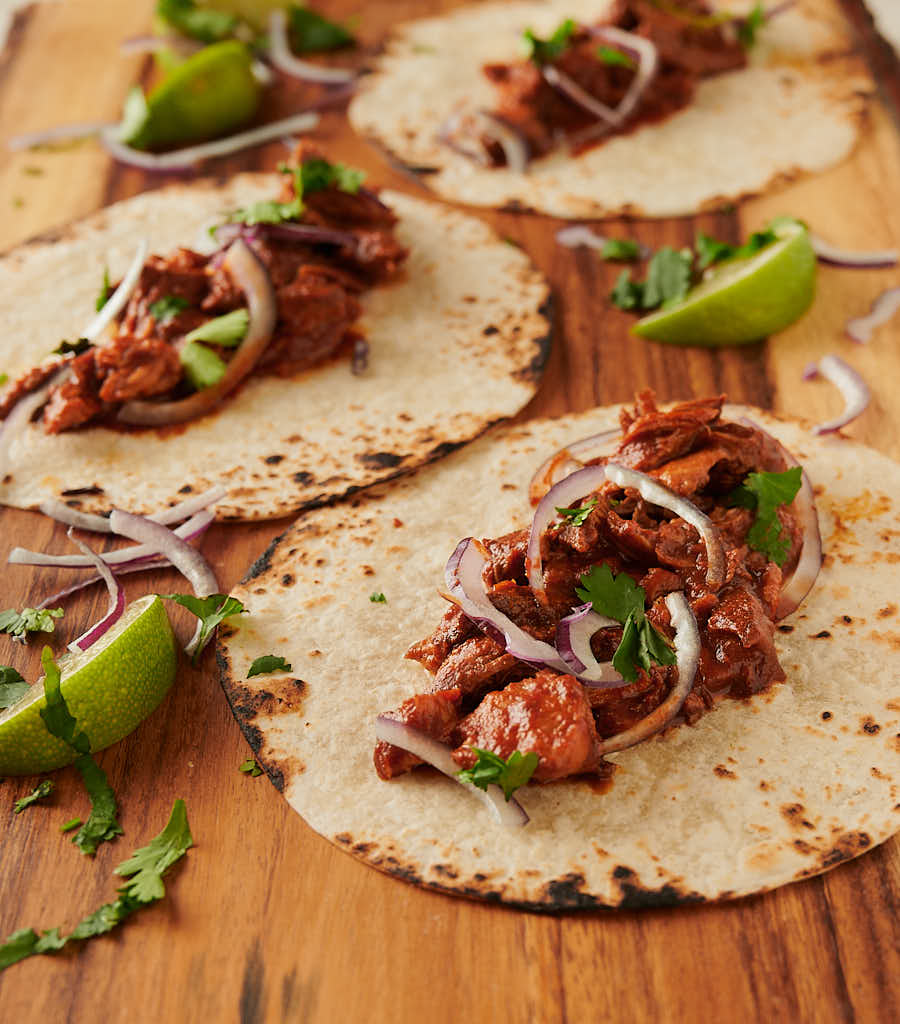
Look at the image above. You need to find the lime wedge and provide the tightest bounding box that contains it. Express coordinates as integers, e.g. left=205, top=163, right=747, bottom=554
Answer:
left=0, top=596, right=177, bottom=776
left=632, top=218, right=816, bottom=347
left=123, top=40, right=260, bottom=151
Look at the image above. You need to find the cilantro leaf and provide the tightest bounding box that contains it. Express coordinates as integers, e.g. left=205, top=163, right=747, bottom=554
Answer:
left=52, top=338, right=93, bottom=357
left=184, top=308, right=249, bottom=347
left=288, top=5, right=354, bottom=53
left=737, top=2, right=765, bottom=48
left=149, top=296, right=190, bottom=323
left=247, top=654, right=292, bottom=678
left=0, top=667, right=28, bottom=710
left=369, top=592, right=387, bottom=604
left=227, top=197, right=302, bottom=227
left=457, top=748, right=539, bottom=800
left=0, top=800, right=192, bottom=972
left=601, top=238, right=641, bottom=262
left=0, top=606, right=63, bottom=644
left=0, top=373, right=7, bottom=387
left=95, top=267, right=112, bottom=311
left=728, top=467, right=802, bottom=566
left=286, top=158, right=366, bottom=200
left=156, top=0, right=238, bottom=43
left=239, top=758, right=263, bottom=777
left=597, top=45, right=635, bottom=68
left=695, top=228, right=777, bottom=270
left=38, top=648, right=123, bottom=855
left=13, top=779, right=53, bottom=814
left=161, top=593, right=247, bottom=663
left=610, top=269, right=644, bottom=310
left=60, top=817, right=82, bottom=833
left=523, top=18, right=576, bottom=64
left=642, top=247, right=693, bottom=308
left=555, top=498, right=597, bottom=527
left=576, top=565, right=675, bottom=683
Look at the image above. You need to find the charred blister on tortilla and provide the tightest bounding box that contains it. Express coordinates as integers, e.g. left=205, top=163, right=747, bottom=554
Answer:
left=0, top=147, right=407, bottom=439
left=374, top=393, right=822, bottom=824
left=440, top=1, right=786, bottom=172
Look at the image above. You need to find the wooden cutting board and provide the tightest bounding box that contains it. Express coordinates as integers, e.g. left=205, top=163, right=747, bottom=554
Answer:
left=0, top=1, right=898, bottom=1021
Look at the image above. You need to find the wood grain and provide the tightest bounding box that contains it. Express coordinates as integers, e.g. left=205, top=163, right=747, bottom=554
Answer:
left=0, top=2, right=899, bottom=1022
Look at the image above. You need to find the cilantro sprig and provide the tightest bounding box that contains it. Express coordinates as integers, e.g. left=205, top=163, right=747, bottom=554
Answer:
left=226, top=159, right=365, bottom=227
left=457, top=749, right=539, bottom=800
left=737, top=2, right=766, bottom=48
left=13, top=779, right=53, bottom=814
left=239, top=758, right=264, bottom=777
left=162, top=593, right=247, bottom=663
left=288, top=6, right=354, bottom=53
left=597, top=45, right=635, bottom=69
left=95, top=267, right=112, bottom=312
left=576, top=564, right=675, bottom=683
left=0, top=799, right=192, bottom=972
left=555, top=498, right=597, bottom=527
left=728, top=467, right=802, bottom=566
left=149, top=295, right=190, bottom=323
left=611, top=247, right=693, bottom=312
left=0, top=607, right=63, bottom=644
left=156, top=0, right=238, bottom=43
left=695, top=227, right=777, bottom=270
left=247, top=654, right=291, bottom=678
left=523, top=18, right=576, bottom=64
left=0, top=666, right=28, bottom=710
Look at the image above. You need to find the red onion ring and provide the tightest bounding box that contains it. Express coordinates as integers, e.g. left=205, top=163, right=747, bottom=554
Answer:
left=10, top=509, right=214, bottom=568
left=374, top=715, right=528, bottom=827
left=541, top=65, right=621, bottom=126
left=445, top=538, right=570, bottom=672
left=36, top=556, right=172, bottom=610
left=555, top=225, right=650, bottom=259
left=119, top=33, right=203, bottom=57
left=213, top=221, right=355, bottom=248
left=99, top=112, right=319, bottom=173
left=38, top=485, right=226, bottom=533
left=810, top=234, right=897, bottom=269
left=845, top=287, right=900, bottom=344
left=528, top=426, right=620, bottom=504
left=0, top=367, right=69, bottom=479
left=267, top=10, right=355, bottom=84
left=598, top=592, right=699, bottom=755
left=7, top=122, right=111, bottom=152
left=118, top=239, right=276, bottom=425
left=351, top=338, right=369, bottom=375
left=804, top=355, right=871, bottom=435
left=64, top=531, right=125, bottom=653
left=81, top=240, right=148, bottom=342
left=589, top=27, right=658, bottom=123
left=555, top=603, right=624, bottom=687
left=603, top=462, right=726, bottom=589
left=438, top=110, right=530, bottom=173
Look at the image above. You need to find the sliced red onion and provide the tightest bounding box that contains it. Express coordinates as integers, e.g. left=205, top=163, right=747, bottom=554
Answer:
left=542, top=65, right=620, bottom=125
left=590, top=27, right=658, bottom=123
left=438, top=110, right=529, bottom=173
left=10, top=509, right=214, bottom=568
left=555, top=226, right=650, bottom=259
left=805, top=355, right=871, bottom=435
left=528, top=426, right=621, bottom=504
left=38, top=485, right=226, bottom=533
left=65, top=531, right=125, bottom=653
left=446, top=538, right=570, bottom=672
left=81, top=240, right=148, bottom=342
left=374, top=715, right=528, bottom=827
left=251, top=59, right=275, bottom=86
left=37, top=556, right=171, bottom=610
left=7, top=122, right=111, bottom=152
left=526, top=465, right=609, bottom=596
left=213, top=221, right=355, bottom=248
left=598, top=592, right=699, bottom=755
left=267, top=10, right=355, bottom=84
left=845, top=287, right=900, bottom=344
left=555, top=603, right=624, bottom=687
left=99, top=112, right=319, bottom=173
left=351, top=338, right=369, bottom=375
left=108, top=509, right=218, bottom=658
left=477, top=111, right=529, bottom=174
left=119, top=33, right=203, bottom=57
left=810, top=234, right=897, bottom=269
left=604, top=462, right=726, bottom=589
left=118, top=239, right=276, bottom=425
left=0, top=367, right=69, bottom=479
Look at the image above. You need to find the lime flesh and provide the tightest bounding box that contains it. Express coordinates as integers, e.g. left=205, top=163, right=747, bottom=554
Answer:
left=125, top=40, right=261, bottom=151
left=0, top=596, right=177, bottom=776
left=632, top=221, right=816, bottom=347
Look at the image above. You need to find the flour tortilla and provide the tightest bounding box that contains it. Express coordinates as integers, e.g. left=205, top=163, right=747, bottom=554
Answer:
left=217, top=405, right=900, bottom=909
left=349, top=0, right=870, bottom=219
left=0, top=175, right=550, bottom=520
left=866, top=0, right=900, bottom=56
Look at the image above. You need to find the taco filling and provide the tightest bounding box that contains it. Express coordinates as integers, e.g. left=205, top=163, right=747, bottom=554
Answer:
left=0, top=150, right=407, bottom=433
left=443, top=0, right=753, bottom=169
left=375, top=393, right=821, bottom=809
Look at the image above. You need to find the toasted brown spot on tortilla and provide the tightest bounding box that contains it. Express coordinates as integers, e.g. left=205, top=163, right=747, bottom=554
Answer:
left=714, top=765, right=737, bottom=780
left=433, top=864, right=459, bottom=879
left=357, top=451, right=408, bottom=469
left=861, top=718, right=881, bottom=735
left=483, top=325, right=499, bottom=336
left=794, top=840, right=814, bottom=854
left=265, top=454, right=284, bottom=465
left=811, top=630, right=832, bottom=639
left=335, top=833, right=352, bottom=845
left=870, top=630, right=900, bottom=651
left=610, top=866, right=704, bottom=909
left=178, top=484, right=193, bottom=494
left=293, top=471, right=314, bottom=485
left=759, top=780, right=772, bottom=791
left=816, top=831, right=871, bottom=870
left=878, top=604, right=897, bottom=618
left=781, top=803, right=815, bottom=830
left=61, top=485, right=103, bottom=496
left=840, top=615, right=853, bottom=624
left=281, top=574, right=294, bottom=586
left=822, top=711, right=833, bottom=721
left=778, top=624, right=795, bottom=633
left=871, top=767, right=888, bottom=780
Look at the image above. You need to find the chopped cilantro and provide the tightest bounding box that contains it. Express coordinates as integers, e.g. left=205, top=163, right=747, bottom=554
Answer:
left=737, top=2, right=766, bottom=48
left=0, top=373, right=7, bottom=387
left=695, top=228, right=777, bottom=270
left=239, top=758, right=263, bottom=777
left=285, top=158, right=366, bottom=200
left=13, top=779, right=53, bottom=814
left=60, top=817, right=82, bottom=833
left=601, top=238, right=641, bottom=262
left=643, top=247, right=693, bottom=308
left=227, top=197, right=302, bottom=226
left=575, top=564, right=675, bottom=682
left=0, top=799, right=192, bottom=972
left=288, top=5, right=354, bottom=53
left=184, top=308, right=249, bottom=347
left=161, top=593, right=247, bottom=663
left=728, top=467, right=802, bottom=566
left=523, top=18, right=576, bottom=64
left=0, top=667, right=28, bottom=710
left=52, top=338, right=93, bottom=357
left=610, top=269, right=644, bottom=311
left=156, top=0, right=238, bottom=43
left=95, top=267, right=112, bottom=311
left=0, top=607, right=63, bottom=644
left=597, top=45, right=635, bottom=69
left=369, top=592, right=387, bottom=604
left=38, top=648, right=123, bottom=855
left=457, top=748, right=538, bottom=800
left=247, top=654, right=292, bottom=678
left=555, top=498, right=598, bottom=526
left=149, top=295, right=190, bottom=323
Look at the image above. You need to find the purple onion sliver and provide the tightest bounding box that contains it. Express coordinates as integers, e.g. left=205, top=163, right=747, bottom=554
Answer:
left=82, top=240, right=148, bottom=342
left=809, top=234, right=898, bottom=269
left=65, top=531, right=125, bottom=653
left=542, top=65, right=621, bottom=126
left=556, top=603, right=624, bottom=688
left=36, top=557, right=172, bottom=610
left=268, top=10, right=355, bottom=84
left=8, top=121, right=111, bottom=152
left=351, top=338, right=370, bottom=375
left=802, top=361, right=819, bottom=381
left=807, top=355, right=871, bottom=435
left=845, top=287, right=900, bottom=345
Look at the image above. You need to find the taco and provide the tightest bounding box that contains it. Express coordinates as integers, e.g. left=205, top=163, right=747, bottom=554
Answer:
left=218, top=395, right=900, bottom=909
left=349, top=0, right=869, bottom=218
left=0, top=154, right=550, bottom=520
